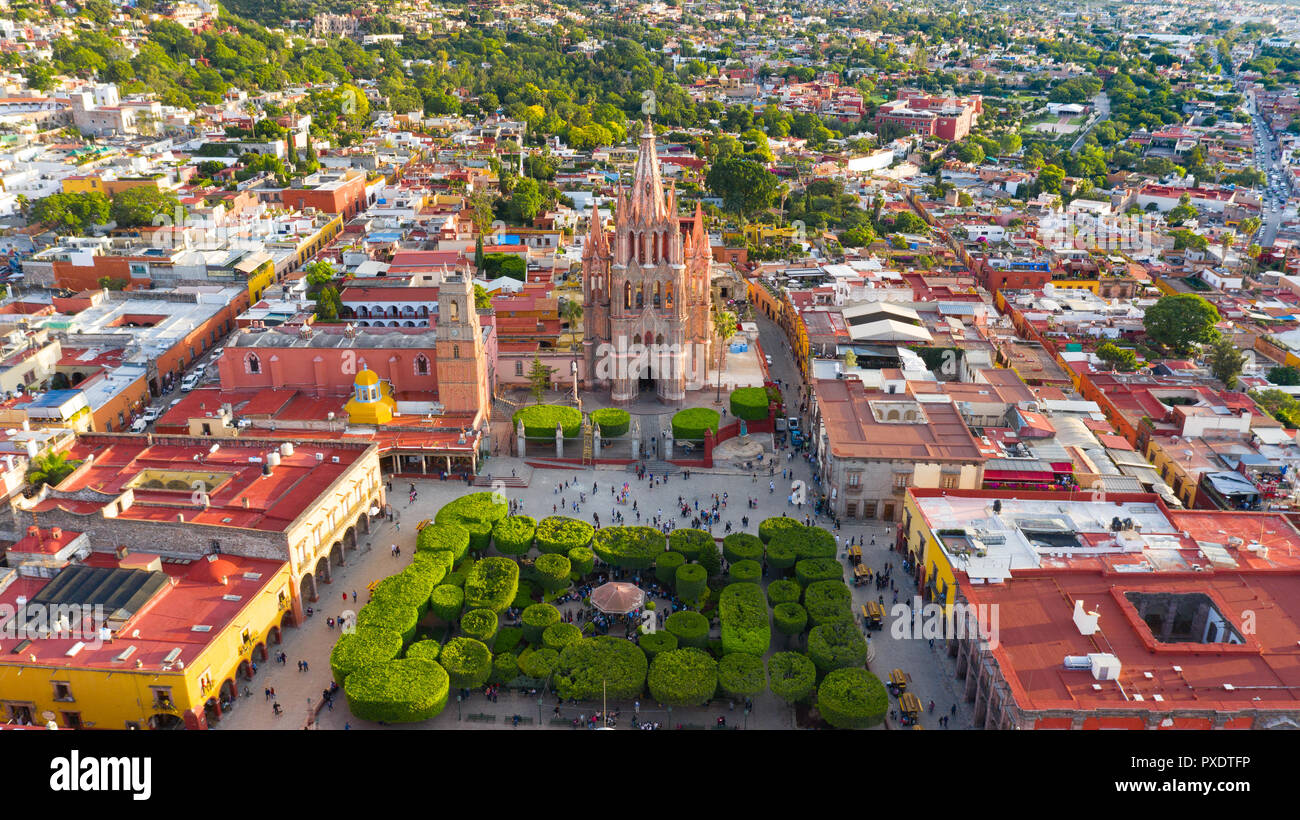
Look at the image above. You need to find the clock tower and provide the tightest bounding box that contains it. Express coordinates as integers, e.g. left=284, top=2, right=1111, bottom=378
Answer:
left=435, top=272, right=489, bottom=419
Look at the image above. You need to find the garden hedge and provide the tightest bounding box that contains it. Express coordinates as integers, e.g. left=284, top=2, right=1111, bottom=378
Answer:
left=717, top=652, right=766, bottom=699
left=803, top=580, right=853, bottom=626
left=807, top=620, right=869, bottom=674
left=758, top=515, right=802, bottom=544
left=536, top=516, right=594, bottom=554
left=766, top=579, right=802, bottom=605
left=782, top=525, right=836, bottom=559
left=463, top=557, right=520, bottom=613
left=491, top=652, right=520, bottom=685
left=410, top=550, right=453, bottom=585
left=511, top=581, right=535, bottom=611
left=460, top=608, right=500, bottom=647
left=521, top=647, right=560, bottom=679
left=344, top=658, right=449, bottom=723
left=773, top=602, right=809, bottom=637
left=495, top=626, right=524, bottom=655
left=533, top=553, right=572, bottom=592
left=670, top=407, right=720, bottom=441
left=416, top=522, right=472, bottom=561
left=719, top=582, right=771, bottom=656
left=669, top=528, right=713, bottom=561
left=521, top=603, right=562, bottom=644
left=429, top=584, right=465, bottom=622
left=568, top=546, right=596, bottom=576
left=357, top=600, right=419, bottom=645
left=767, top=651, right=816, bottom=704
left=330, top=626, right=404, bottom=686
left=439, top=637, right=493, bottom=689
left=370, top=567, right=437, bottom=617
left=796, top=558, right=844, bottom=587
left=637, top=630, right=678, bottom=659
left=664, top=610, right=710, bottom=649
left=591, top=407, right=630, bottom=437
left=729, top=386, right=772, bottom=421
left=722, top=532, right=764, bottom=563
left=492, top=515, right=536, bottom=556
left=654, top=550, right=686, bottom=585
left=542, top=622, right=583, bottom=652
left=674, top=563, right=708, bottom=604
left=647, top=648, right=718, bottom=707
left=405, top=640, right=442, bottom=662
left=513, top=404, right=582, bottom=438
left=592, top=526, right=666, bottom=570
left=765, top=536, right=798, bottom=571
left=555, top=636, right=648, bottom=701
left=435, top=492, right=509, bottom=552
left=817, top=668, right=888, bottom=729
left=728, top=559, right=762, bottom=584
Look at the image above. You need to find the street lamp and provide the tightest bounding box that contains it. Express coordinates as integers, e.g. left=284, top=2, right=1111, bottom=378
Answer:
left=456, top=693, right=462, bottom=722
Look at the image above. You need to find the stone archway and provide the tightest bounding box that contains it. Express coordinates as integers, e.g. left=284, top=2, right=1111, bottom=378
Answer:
left=330, top=541, right=344, bottom=569
left=314, top=556, right=331, bottom=585
left=299, top=571, right=318, bottom=604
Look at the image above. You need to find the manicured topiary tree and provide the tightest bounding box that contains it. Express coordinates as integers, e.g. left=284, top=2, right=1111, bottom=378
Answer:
left=495, top=626, right=523, bottom=655
left=803, top=580, right=853, bottom=626
left=723, top=532, right=764, bottom=563
left=698, top=539, right=723, bottom=577
left=590, top=407, right=630, bottom=437
left=542, top=622, right=582, bottom=652
left=406, top=640, right=441, bottom=662
left=796, top=557, right=844, bottom=587
left=357, top=600, right=419, bottom=645
left=654, top=550, right=686, bottom=585
left=463, top=556, right=520, bottom=612
left=344, top=658, right=449, bottom=723
left=429, top=584, right=464, bottom=623
left=773, top=602, right=808, bottom=639
left=535, top=516, right=594, bottom=554
left=729, top=386, right=772, bottom=421
left=460, top=608, right=500, bottom=647
left=592, top=526, right=666, bottom=570
left=491, top=652, right=520, bottom=685
left=758, top=515, right=802, bottom=544
left=719, top=582, right=770, bottom=656
left=675, top=563, right=708, bottom=605
left=554, top=636, right=649, bottom=701
left=728, top=559, right=761, bottom=584
left=330, top=626, right=403, bottom=686
left=513, top=404, right=582, bottom=438
left=370, top=567, right=437, bottom=617
left=567, top=546, right=595, bottom=577
left=783, top=525, right=836, bottom=559
left=521, top=647, right=560, bottom=679
left=521, top=603, right=562, bottom=644
left=492, top=515, right=536, bottom=556
left=648, top=647, right=718, bottom=707
left=511, top=580, right=535, bottom=610
left=669, top=528, right=713, bottom=561
left=416, top=522, right=472, bottom=561
left=671, top=407, right=721, bottom=441
left=664, top=610, right=710, bottom=649
left=766, top=579, right=802, bottom=605
left=410, top=550, right=454, bottom=584
left=533, top=553, right=572, bottom=592
left=764, top=535, right=798, bottom=571
left=439, top=637, right=493, bottom=689
left=807, top=620, right=869, bottom=674
left=435, top=492, right=509, bottom=553
left=768, top=651, right=816, bottom=704
left=717, top=652, right=766, bottom=699
left=817, top=668, right=888, bottom=729
left=637, top=630, right=678, bottom=659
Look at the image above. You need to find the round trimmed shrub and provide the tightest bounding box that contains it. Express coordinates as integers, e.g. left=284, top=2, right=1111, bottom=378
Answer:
left=718, top=582, right=770, bottom=656
left=521, top=647, right=559, bottom=679
left=344, top=658, right=449, bottom=723
left=654, top=550, right=686, bottom=585
left=758, top=516, right=802, bottom=544
left=511, top=580, right=535, bottom=610
left=729, top=386, right=771, bottom=421
left=370, top=567, right=437, bottom=617
left=717, top=652, right=766, bottom=699
left=521, top=603, right=562, bottom=644
left=460, top=608, right=499, bottom=646
left=767, top=579, right=802, bottom=605
left=796, top=557, right=844, bottom=587
left=463, top=556, right=520, bottom=613
left=439, top=637, right=493, bottom=689
left=356, top=600, right=419, bottom=645
left=818, top=668, right=888, bottom=729
left=664, top=610, right=709, bottom=649
left=536, top=516, right=593, bottom=554
left=533, top=553, right=572, bottom=592
left=406, top=640, right=441, bottom=661
left=774, top=525, right=836, bottom=560
left=410, top=550, right=453, bottom=585
left=671, top=407, right=720, bottom=441
left=765, top=535, right=798, bottom=570
left=513, top=404, right=583, bottom=438
left=728, top=559, right=762, bottom=584
left=768, top=651, right=816, bottom=704
left=494, top=626, right=523, bottom=655
left=492, top=515, right=536, bottom=555
left=416, top=522, right=472, bottom=560
left=675, top=563, right=708, bottom=604
left=773, top=602, right=808, bottom=636
left=807, top=620, right=869, bottom=674
left=555, top=636, right=648, bottom=701
left=491, top=652, right=520, bottom=684
left=542, top=622, right=582, bottom=652
left=590, top=407, right=630, bottom=437
left=669, top=528, right=713, bottom=561
left=803, top=580, right=853, bottom=626
left=648, top=647, right=718, bottom=707
left=722, top=532, right=764, bottom=563
left=568, top=546, right=595, bottom=576
left=429, top=584, right=464, bottom=622
left=435, top=492, right=509, bottom=552
left=592, top=526, right=666, bottom=570
left=637, top=630, right=678, bottom=659
left=330, top=626, right=403, bottom=686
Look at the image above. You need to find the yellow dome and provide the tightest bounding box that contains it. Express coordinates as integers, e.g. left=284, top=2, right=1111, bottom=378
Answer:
left=354, top=368, right=379, bottom=387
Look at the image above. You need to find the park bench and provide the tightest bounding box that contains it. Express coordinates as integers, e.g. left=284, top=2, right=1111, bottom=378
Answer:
left=549, top=718, right=573, bottom=727
left=512, top=716, right=534, bottom=725
left=466, top=713, right=496, bottom=723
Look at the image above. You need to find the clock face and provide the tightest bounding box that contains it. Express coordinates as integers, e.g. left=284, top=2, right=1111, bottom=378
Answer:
left=450, top=327, right=460, bottom=338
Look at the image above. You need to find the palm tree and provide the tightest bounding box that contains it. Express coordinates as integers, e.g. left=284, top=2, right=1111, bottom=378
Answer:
left=712, top=308, right=738, bottom=405
left=27, top=451, right=81, bottom=491
left=561, top=298, right=583, bottom=350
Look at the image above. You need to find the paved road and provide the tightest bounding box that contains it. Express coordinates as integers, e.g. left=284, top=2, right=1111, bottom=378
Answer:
left=1069, top=92, right=1110, bottom=154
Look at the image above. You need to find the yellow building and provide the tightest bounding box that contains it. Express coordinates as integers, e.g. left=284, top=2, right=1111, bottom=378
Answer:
left=742, top=223, right=799, bottom=245
left=345, top=368, right=396, bottom=425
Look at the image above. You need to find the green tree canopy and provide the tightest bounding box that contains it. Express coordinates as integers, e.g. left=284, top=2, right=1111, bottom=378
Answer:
left=1143, top=294, right=1221, bottom=354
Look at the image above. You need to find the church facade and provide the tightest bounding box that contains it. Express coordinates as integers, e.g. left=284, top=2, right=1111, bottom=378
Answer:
left=581, top=119, right=714, bottom=405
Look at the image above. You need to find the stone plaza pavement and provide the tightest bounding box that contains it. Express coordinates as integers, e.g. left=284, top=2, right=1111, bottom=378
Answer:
left=215, top=451, right=978, bottom=731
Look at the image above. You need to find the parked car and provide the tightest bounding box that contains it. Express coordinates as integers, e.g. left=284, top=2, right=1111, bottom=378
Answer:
left=142, top=406, right=163, bottom=423
left=129, top=418, right=148, bottom=433
left=180, top=373, right=201, bottom=392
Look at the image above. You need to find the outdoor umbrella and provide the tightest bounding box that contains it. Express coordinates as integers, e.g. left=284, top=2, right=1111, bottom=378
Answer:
left=589, top=582, right=646, bottom=614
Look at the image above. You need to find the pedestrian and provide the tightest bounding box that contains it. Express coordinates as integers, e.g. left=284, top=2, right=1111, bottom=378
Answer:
left=265, top=687, right=272, bottom=701
left=303, top=660, right=309, bottom=672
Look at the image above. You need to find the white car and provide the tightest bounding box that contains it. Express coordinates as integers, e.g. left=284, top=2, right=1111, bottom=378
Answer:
left=180, top=373, right=201, bottom=392
left=765, top=354, right=773, bottom=366
left=142, top=406, right=163, bottom=423
left=129, top=418, right=148, bottom=433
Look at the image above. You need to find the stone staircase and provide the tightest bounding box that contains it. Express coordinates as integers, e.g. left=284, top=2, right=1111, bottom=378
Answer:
left=627, top=460, right=681, bottom=476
